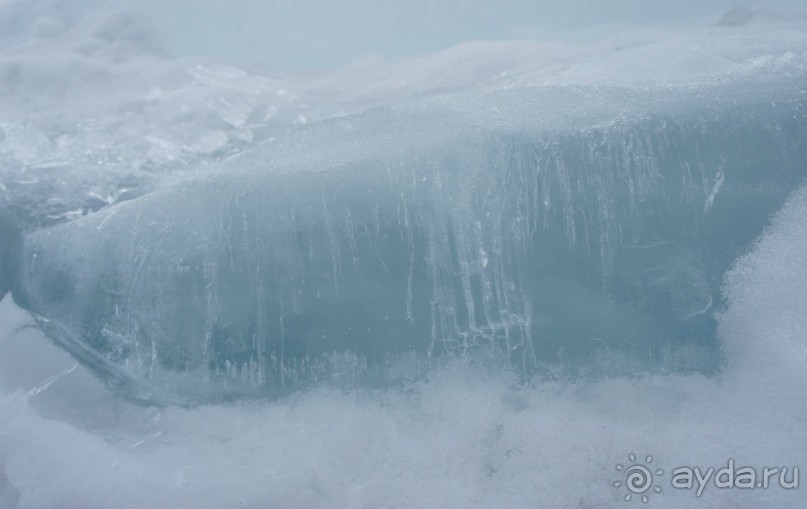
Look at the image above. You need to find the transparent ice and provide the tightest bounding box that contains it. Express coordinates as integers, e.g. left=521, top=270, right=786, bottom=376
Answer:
left=1, top=1, right=807, bottom=507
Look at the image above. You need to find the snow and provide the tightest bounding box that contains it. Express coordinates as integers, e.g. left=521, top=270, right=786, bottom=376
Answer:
left=1, top=0, right=807, bottom=507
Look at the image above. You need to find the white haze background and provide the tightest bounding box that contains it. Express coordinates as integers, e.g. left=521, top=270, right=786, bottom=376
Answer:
left=1, top=0, right=807, bottom=507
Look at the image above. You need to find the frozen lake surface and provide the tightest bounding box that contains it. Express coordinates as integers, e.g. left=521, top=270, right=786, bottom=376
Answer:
left=1, top=1, right=807, bottom=507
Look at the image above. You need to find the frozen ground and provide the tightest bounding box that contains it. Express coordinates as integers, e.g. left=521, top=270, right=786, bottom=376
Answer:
left=1, top=0, right=807, bottom=507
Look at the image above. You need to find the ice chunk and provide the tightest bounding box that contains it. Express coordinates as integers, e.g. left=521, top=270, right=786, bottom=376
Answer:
left=3, top=0, right=806, bottom=233
left=7, top=72, right=807, bottom=404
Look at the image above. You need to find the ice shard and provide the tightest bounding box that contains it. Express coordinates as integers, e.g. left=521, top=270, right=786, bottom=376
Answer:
left=6, top=74, right=807, bottom=404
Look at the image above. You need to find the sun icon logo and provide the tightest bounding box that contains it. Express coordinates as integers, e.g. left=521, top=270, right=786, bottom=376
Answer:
left=613, top=454, right=663, bottom=503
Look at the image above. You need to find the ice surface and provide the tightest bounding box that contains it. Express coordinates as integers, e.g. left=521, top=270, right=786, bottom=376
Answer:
left=3, top=0, right=807, bottom=232
left=1, top=0, right=807, bottom=506
left=8, top=68, right=807, bottom=403
left=1, top=178, right=807, bottom=508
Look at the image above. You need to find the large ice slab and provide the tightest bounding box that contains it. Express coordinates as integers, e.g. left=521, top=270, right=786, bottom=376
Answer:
left=6, top=67, right=806, bottom=404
